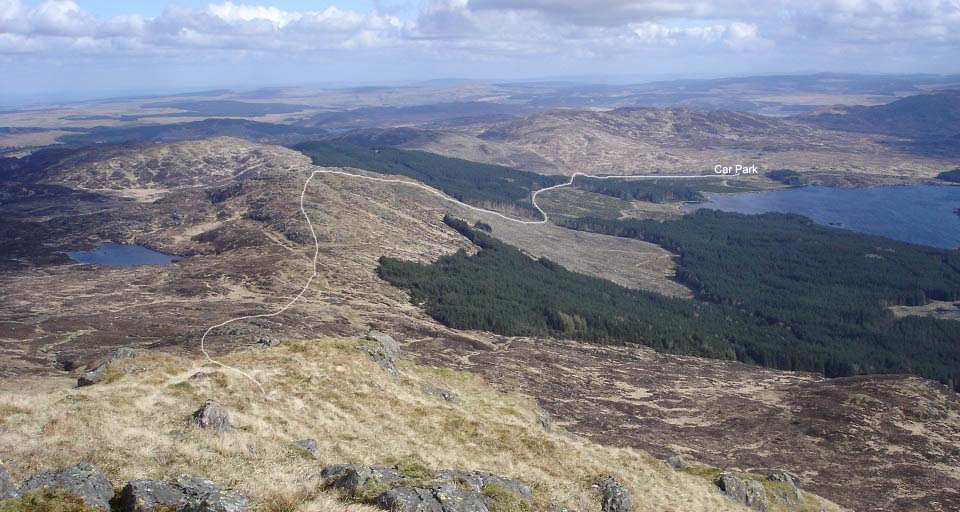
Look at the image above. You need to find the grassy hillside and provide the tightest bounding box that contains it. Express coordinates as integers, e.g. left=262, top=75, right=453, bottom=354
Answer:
left=292, top=140, right=564, bottom=216
left=0, top=339, right=812, bottom=512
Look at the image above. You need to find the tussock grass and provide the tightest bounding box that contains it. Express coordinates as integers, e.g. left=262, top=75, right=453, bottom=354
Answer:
left=0, top=339, right=824, bottom=511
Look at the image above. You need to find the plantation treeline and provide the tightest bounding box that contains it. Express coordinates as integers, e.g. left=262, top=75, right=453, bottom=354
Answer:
left=765, top=169, right=807, bottom=186
left=380, top=213, right=960, bottom=390
left=292, top=141, right=564, bottom=215
left=572, top=177, right=706, bottom=203
left=564, top=211, right=960, bottom=388
left=379, top=215, right=809, bottom=363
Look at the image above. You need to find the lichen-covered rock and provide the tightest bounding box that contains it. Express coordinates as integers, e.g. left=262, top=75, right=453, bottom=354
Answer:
left=321, top=464, right=404, bottom=496
left=170, top=474, right=225, bottom=503
left=595, top=476, right=632, bottom=512
left=254, top=334, right=279, bottom=347
left=0, top=463, right=17, bottom=499
left=767, top=470, right=803, bottom=503
left=192, top=401, right=233, bottom=433
left=432, top=485, right=489, bottom=512
left=118, top=474, right=248, bottom=512
left=537, top=411, right=553, bottom=431
left=77, top=347, right=139, bottom=387
left=433, top=470, right=531, bottom=499
left=665, top=455, right=688, bottom=469
left=376, top=487, right=444, bottom=512
left=358, top=330, right=401, bottom=374
left=77, top=363, right=109, bottom=387
left=717, top=473, right=768, bottom=511
left=322, top=464, right=531, bottom=512
left=120, top=480, right=186, bottom=511
left=293, top=439, right=320, bottom=458
left=190, top=489, right=248, bottom=512
left=422, top=385, right=460, bottom=405
left=18, top=462, right=113, bottom=509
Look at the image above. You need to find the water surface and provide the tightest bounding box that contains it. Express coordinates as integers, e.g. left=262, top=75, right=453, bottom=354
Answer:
left=685, top=185, right=960, bottom=248
left=67, top=243, right=178, bottom=266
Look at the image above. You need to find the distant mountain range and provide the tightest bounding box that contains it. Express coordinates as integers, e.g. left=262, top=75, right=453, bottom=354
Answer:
left=804, top=89, right=960, bottom=138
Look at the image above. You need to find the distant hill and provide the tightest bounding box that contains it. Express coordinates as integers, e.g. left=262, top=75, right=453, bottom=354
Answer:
left=803, top=90, right=960, bottom=138
left=300, top=102, right=526, bottom=129
left=57, top=118, right=327, bottom=146
left=478, top=106, right=813, bottom=149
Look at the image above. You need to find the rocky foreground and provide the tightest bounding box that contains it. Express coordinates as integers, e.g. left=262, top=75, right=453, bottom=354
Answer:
left=0, top=333, right=844, bottom=511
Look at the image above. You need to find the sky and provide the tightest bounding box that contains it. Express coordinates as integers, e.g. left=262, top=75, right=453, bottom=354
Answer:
left=2, top=0, right=960, bottom=105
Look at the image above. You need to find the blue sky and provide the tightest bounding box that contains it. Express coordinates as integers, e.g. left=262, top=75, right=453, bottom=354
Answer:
left=2, top=1, right=959, bottom=105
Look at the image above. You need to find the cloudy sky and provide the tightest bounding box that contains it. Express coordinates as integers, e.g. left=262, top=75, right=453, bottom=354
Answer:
left=2, top=0, right=960, bottom=105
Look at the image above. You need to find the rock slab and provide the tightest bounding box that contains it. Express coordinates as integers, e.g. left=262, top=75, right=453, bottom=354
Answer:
left=120, top=474, right=247, bottom=512
left=18, top=462, right=113, bottom=509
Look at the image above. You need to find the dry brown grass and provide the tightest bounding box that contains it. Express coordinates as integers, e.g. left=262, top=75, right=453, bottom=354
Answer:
left=0, top=339, right=827, bottom=511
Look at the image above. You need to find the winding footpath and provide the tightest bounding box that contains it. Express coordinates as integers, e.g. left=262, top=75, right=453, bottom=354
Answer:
left=200, top=167, right=737, bottom=393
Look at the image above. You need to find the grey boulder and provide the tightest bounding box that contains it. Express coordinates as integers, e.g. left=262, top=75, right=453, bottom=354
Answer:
left=18, top=462, right=113, bottom=509
left=358, top=330, right=401, bottom=374
left=595, top=476, right=632, bottom=512
left=77, top=364, right=109, bottom=387
left=293, top=439, right=320, bottom=459
left=120, top=480, right=186, bottom=511
left=422, top=385, right=460, bottom=405
left=321, top=464, right=404, bottom=495
left=0, top=463, right=17, bottom=499
left=665, top=455, right=688, bottom=469
left=717, top=473, right=768, bottom=511
left=192, top=401, right=233, bottom=433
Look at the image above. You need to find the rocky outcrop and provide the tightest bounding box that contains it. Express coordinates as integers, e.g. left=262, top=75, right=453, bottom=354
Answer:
left=665, top=455, right=688, bottom=469
left=595, top=476, right=633, bottom=512
left=18, top=462, right=113, bottom=509
left=77, top=347, right=139, bottom=387
left=378, top=486, right=488, bottom=512
left=358, top=330, right=401, bottom=374
left=0, top=464, right=17, bottom=499
left=192, top=401, right=234, bottom=433
left=120, top=480, right=185, bottom=511
left=120, top=474, right=247, bottom=512
left=294, top=439, right=320, bottom=459
left=717, top=473, right=768, bottom=511
left=320, top=463, right=531, bottom=512
left=767, top=470, right=803, bottom=504
left=322, top=464, right=404, bottom=495
left=422, top=385, right=460, bottom=405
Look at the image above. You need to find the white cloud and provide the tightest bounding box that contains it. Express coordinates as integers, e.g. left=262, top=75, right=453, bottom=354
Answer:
left=0, top=0, right=956, bottom=65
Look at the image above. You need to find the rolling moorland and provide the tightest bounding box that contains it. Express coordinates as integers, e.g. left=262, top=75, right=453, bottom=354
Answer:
left=2, top=74, right=960, bottom=511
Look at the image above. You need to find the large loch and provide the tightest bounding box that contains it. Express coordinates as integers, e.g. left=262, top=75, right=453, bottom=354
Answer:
left=685, top=185, right=960, bottom=249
